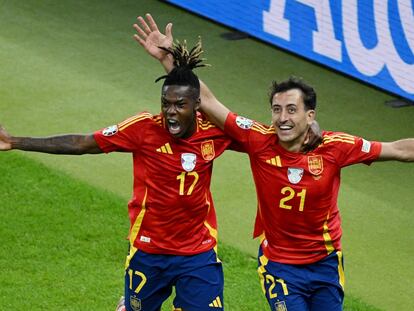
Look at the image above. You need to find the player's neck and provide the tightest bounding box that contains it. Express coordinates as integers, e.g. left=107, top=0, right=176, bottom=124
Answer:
left=178, top=119, right=198, bottom=140
left=279, top=141, right=302, bottom=153
left=278, top=133, right=307, bottom=153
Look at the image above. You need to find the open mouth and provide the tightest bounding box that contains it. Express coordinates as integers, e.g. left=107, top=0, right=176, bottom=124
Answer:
left=167, top=119, right=181, bottom=135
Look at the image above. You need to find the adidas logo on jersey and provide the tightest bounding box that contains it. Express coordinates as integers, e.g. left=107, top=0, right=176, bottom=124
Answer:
left=266, top=156, right=282, bottom=167
left=209, top=296, right=223, bottom=308
left=156, top=143, right=173, bottom=154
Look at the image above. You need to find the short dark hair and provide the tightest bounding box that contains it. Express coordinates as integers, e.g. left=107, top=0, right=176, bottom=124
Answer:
left=269, top=76, right=316, bottom=110
left=156, top=39, right=207, bottom=98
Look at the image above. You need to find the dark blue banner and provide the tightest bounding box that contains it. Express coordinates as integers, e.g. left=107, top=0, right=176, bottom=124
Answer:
left=167, top=0, right=414, bottom=101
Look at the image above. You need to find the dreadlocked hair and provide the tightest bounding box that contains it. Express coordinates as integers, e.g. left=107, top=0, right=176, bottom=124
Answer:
left=156, top=38, right=208, bottom=97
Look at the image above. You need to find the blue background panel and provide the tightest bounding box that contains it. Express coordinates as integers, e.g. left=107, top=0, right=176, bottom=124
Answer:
left=166, top=0, right=414, bottom=101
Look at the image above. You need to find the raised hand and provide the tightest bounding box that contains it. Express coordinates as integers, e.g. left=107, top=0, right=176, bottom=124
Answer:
left=0, top=125, right=12, bottom=150
left=133, top=13, right=173, bottom=64
left=301, top=121, right=323, bottom=153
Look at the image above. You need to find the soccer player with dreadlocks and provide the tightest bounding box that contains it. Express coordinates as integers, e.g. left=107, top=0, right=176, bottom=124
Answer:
left=0, top=35, right=237, bottom=311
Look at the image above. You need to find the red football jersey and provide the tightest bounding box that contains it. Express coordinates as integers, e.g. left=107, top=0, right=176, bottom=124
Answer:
left=94, top=112, right=234, bottom=255
left=225, top=112, right=382, bottom=264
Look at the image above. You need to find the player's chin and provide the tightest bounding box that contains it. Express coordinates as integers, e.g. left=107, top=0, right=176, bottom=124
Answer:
left=169, top=129, right=186, bottom=139
left=277, top=131, right=294, bottom=142
left=169, top=124, right=192, bottom=139
left=167, top=126, right=182, bottom=137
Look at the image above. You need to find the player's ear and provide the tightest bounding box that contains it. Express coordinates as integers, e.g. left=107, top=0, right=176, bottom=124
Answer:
left=307, top=109, right=315, bottom=124
left=194, top=97, right=201, bottom=111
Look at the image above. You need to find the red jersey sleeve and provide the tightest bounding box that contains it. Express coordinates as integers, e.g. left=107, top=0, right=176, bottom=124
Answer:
left=224, top=112, right=253, bottom=148
left=224, top=112, right=275, bottom=153
left=93, top=113, right=152, bottom=153
left=322, top=131, right=382, bottom=167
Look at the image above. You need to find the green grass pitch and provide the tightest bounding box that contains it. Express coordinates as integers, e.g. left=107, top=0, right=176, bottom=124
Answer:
left=0, top=152, right=380, bottom=311
left=1, top=0, right=413, bottom=310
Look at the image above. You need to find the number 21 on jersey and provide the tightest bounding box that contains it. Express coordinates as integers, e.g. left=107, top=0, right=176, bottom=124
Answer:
left=279, top=186, right=307, bottom=211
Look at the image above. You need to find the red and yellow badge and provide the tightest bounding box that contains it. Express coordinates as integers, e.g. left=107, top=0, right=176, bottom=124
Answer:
left=201, top=140, right=215, bottom=161
left=308, top=155, right=324, bottom=175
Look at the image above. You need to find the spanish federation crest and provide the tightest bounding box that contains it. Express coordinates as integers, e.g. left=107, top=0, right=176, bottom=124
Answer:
left=287, top=167, right=304, bottom=184
left=308, top=155, right=324, bottom=175
left=201, top=140, right=215, bottom=161
left=102, top=125, right=118, bottom=136
left=181, top=153, right=197, bottom=172
left=274, top=300, right=287, bottom=311
left=130, top=295, right=141, bottom=311
left=236, top=116, right=254, bottom=129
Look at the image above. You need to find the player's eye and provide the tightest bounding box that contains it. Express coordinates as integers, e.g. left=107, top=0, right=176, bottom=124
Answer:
left=272, top=106, right=281, bottom=113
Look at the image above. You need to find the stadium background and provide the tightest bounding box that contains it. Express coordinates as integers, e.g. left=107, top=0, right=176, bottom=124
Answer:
left=0, top=0, right=413, bottom=310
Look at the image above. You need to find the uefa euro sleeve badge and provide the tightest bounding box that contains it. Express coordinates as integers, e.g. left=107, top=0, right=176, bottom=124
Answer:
left=102, top=125, right=118, bottom=136
left=235, top=115, right=253, bottom=129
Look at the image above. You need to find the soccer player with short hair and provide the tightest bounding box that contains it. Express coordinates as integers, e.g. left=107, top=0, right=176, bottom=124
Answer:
left=135, top=14, right=414, bottom=311
left=198, top=66, right=414, bottom=311
left=0, top=41, right=233, bottom=311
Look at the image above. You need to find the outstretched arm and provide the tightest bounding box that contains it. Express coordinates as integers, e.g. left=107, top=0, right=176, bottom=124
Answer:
left=378, top=139, right=414, bottom=162
left=0, top=126, right=102, bottom=154
left=133, top=14, right=230, bottom=130
left=133, top=14, right=174, bottom=73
